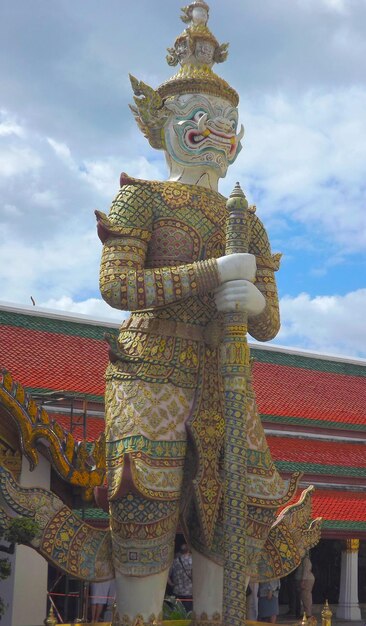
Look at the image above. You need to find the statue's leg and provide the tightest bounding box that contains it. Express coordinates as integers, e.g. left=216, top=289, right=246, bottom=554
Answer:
left=110, top=494, right=179, bottom=623
left=192, top=548, right=223, bottom=616
left=114, top=568, right=170, bottom=621
left=192, top=549, right=250, bottom=625
left=105, top=378, right=196, bottom=624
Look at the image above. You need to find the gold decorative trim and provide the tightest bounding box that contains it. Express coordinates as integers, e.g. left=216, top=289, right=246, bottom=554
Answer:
left=157, top=66, right=238, bottom=107
left=346, top=538, right=360, bottom=552
left=0, top=369, right=105, bottom=498
left=0, top=441, right=21, bottom=480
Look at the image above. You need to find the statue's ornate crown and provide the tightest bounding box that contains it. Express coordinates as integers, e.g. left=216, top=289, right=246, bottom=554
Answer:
left=160, top=1, right=238, bottom=106
left=129, top=1, right=238, bottom=149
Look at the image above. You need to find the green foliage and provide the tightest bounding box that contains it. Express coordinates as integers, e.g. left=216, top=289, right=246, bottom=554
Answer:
left=2, top=518, right=39, bottom=544
left=0, top=517, right=40, bottom=621
left=163, top=596, right=192, bottom=620
left=0, top=597, right=7, bottom=619
left=0, top=558, right=11, bottom=580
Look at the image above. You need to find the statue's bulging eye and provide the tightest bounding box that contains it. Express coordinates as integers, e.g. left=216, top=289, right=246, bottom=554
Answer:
left=193, top=110, right=207, bottom=122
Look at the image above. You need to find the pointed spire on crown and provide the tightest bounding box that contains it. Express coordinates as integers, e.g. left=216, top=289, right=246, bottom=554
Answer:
left=158, top=1, right=238, bottom=106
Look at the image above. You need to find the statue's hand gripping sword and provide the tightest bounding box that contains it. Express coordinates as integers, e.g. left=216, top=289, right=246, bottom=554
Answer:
left=222, top=182, right=251, bottom=626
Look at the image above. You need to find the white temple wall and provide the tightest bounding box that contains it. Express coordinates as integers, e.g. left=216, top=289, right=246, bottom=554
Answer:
left=3, top=455, right=50, bottom=626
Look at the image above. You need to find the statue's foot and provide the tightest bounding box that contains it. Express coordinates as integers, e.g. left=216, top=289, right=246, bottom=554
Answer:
left=190, top=612, right=222, bottom=626
left=112, top=612, right=162, bottom=626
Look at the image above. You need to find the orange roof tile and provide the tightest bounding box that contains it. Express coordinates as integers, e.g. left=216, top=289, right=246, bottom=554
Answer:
left=0, top=324, right=108, bottom=397
left=311, top=489, right=366, bottom=523
left=54, top=413, right=104, bottom=442
left=253, top=361, right=366, bottom=427
left=1, top=308, right=366, bottom=431
left=267, top=436, right=366, bottom=469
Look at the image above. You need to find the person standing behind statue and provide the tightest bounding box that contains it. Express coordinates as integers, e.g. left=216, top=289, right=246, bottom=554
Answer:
left=295, top=552, right=315, bottom=619
left=90, top=579, right=116, bottom=623
left=247, top=580, right=259, bottom=621
left=168, top=544, right=193, bottom=613
left=285, top=567, right=302, bottom=618
left=258, top=579, right=280, bottom=623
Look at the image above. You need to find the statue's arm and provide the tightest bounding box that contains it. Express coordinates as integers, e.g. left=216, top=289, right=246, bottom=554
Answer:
left=96, top=184, right=220, bottom=311
left=248, top=214, right=281, bottom=342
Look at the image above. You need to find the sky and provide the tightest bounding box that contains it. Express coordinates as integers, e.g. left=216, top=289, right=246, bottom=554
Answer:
left=1, top=0, right=366, bottom=358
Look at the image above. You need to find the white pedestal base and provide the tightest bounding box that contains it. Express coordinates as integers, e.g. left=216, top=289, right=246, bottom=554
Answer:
left=336, top=540, right=361, bottom=621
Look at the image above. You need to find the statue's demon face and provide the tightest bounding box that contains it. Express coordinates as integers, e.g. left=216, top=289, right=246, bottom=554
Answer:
left=164, top=94, right=244, bottom=177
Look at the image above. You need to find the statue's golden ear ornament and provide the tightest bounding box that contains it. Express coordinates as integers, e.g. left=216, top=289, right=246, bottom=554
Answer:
left=129, top=75, right=169, bottom=150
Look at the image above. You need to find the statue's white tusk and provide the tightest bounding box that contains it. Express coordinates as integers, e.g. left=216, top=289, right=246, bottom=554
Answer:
left=237, top=124, right=245, bottom=142
left=197, top=113, right=208, bottom=134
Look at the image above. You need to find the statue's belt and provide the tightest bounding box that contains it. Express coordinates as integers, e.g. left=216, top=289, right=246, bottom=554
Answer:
left=122, top=316, right=223, bottom=349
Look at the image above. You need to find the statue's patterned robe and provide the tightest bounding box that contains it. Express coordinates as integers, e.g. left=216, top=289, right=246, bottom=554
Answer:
left=0, top=176, right=320, bottom=590
left=97, top=174, right=300, bottom=579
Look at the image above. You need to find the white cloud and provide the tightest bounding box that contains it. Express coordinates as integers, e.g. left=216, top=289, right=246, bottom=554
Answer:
left=0, top=229, right=100, bottom=303
left=323, top=0, right=346, bottom=10
left=0, top=111, right=25, bottom=137
left=2, top=204, right=22, bottom=217
left=227, top=88, right=366, bottom=253
left=0, top=146, right=42, bottom=178
left=47, top=137, right=75, bottom=169
left=39, top=295, right=126, bottom=323
left=276, top=289, right=366, bottom=358
left=298, top=0, right=347, bottom=14
left=80, top=156, right=164, bottom=198
left=32, top=189, right=60, bottom=209
left=46, top=135, right=165, bottom=199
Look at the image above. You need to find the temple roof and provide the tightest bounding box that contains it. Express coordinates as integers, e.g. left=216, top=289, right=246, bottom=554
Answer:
left=268, top=436, right=366, bottom=479
left=0, top=305, right=110, bottom=400
left=1, top=303, right=365, bottom=431
left=305, top=489, right=366, bottom=535
left=1, top=302, right=366, bottom=535
left=55, top=413, right=104, bottom=442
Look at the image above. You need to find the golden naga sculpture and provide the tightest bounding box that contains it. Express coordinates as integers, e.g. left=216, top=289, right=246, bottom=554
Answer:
left=0, top=3, right=321, bottom=626
left=0, top=369, right=105, bottom=499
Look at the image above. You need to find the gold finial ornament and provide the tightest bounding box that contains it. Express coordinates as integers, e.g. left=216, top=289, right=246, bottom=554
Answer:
left=129, top=1, right=239, bottom=149
left=44, top=605, right=57, bottom=626
left=321, top=599, right=333, bottom=626
left=181, top=0, right=210, bottom=24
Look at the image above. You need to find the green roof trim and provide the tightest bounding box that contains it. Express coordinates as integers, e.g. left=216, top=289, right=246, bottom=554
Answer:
left=74, top=508, right=109, bottom=521
left=275, top=461, right=366, bottom=478
left=262, top=414, right=366, bottom=431
left=252, top=347, right=366, bottom=377
left=0, top=309, right=119, bottom=341
left=321, top=520, right=366, bottom=531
